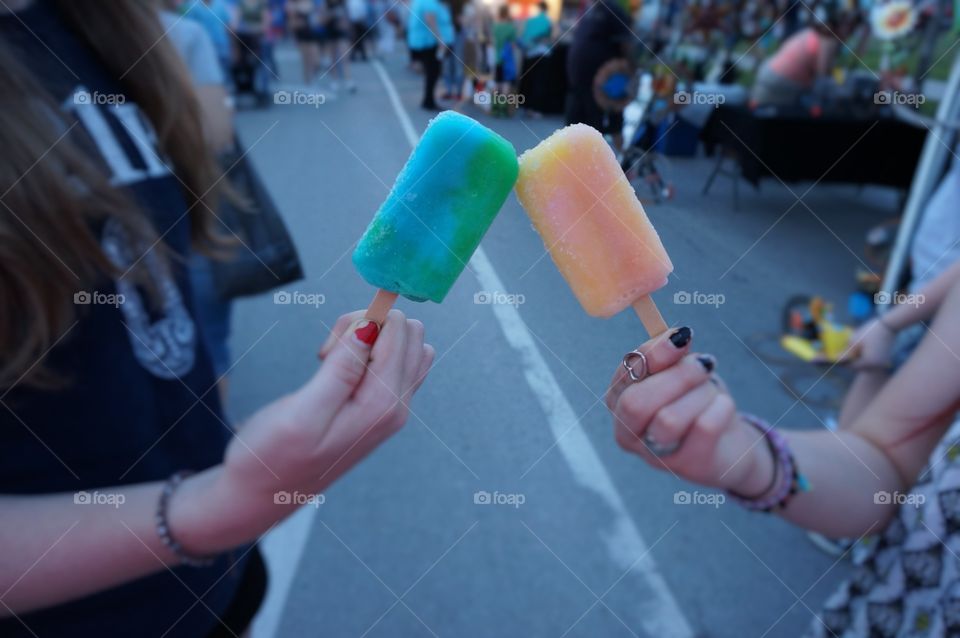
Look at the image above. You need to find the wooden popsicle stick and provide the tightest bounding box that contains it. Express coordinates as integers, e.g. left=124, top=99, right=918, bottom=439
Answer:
left=364, top=289, right=399, bottom=326
left=632, top=295, right=668, bottom=337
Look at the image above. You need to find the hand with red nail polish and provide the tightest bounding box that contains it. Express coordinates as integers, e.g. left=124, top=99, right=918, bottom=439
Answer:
left=182, top=310, right=435, bottom=553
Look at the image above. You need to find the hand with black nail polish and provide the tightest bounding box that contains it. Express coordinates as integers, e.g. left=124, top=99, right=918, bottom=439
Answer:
left=604, top=326, right=759, bottom=490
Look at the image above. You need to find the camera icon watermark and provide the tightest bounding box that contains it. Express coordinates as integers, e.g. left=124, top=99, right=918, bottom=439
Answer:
left=273, top=290, right=325, bottom=308
left=874, top=490, right=924, bottom=507
left=74, top=490, right=126, bottom=508
left=874, top=90, right=926, bottom=107
left=874, top=290, right=924, bottom=308
left=74, top=290, right=125, bottom=308
left=474, top=91, right=525, bottom=107
left=274, top=90, right=326, bottom=109
left=274, top=490, right=325, bottom=508
left=474, top=291, right=525, bottom=307
left=74, top=89, right=126, bottom=107
left=473, top=490, right=526, bottom=508
left=673, top=490, right=725, bottom=508
left=674, top=91, right=725, bottom=108
left=673, top=290, right=725, bottom=308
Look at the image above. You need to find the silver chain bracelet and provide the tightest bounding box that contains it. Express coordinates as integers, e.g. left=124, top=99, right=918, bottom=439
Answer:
left=156, top=471, right=216, bottom=567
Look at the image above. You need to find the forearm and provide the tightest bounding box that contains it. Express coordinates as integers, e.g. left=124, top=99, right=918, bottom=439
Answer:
left=884, top=260, right=960, bottom=329
left=733, top=427, right=905, bottom=537
left=838, top=368, right=889, bottom=429
left=0, top=466, right=273, bottom=616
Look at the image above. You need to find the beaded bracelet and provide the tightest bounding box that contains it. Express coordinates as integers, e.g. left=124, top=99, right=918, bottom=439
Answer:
left=727, top=415, right=811, bottom=512
left=156, top=471, right=216, bottom=567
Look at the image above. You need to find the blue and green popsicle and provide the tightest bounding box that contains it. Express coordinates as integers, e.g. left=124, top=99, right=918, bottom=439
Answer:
left=353, top=111, right=519, bottom=322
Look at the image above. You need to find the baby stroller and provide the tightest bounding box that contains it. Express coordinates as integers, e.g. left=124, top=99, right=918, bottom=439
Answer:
left=618, top=68, right=676, bottom=204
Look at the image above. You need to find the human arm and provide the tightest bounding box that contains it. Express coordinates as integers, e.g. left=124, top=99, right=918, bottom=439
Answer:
left=0, top=311, right=433, bottom=616
left=606, top=281, right=960, bottom=537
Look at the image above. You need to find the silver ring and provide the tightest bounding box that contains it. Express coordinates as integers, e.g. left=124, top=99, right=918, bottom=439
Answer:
left=642, top=432, right=681, bottom=457
left=621, top=350, right=648, bottom=382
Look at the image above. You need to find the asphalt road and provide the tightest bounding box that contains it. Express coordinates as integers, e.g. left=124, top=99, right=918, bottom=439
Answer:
left=229, top=45, right=902, bottom=638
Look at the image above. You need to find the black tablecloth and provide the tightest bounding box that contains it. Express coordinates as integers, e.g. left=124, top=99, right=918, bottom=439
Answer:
left=700, top=105, right=927, bottom=189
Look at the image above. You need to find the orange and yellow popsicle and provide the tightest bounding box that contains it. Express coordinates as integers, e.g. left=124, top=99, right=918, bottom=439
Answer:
left=516, top=124, right=672, bottom=335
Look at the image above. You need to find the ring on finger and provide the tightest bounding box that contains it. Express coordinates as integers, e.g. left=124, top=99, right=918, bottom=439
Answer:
left=621, top=350, right=649, bottom=383
left=642, top=431, right=682, bottom=457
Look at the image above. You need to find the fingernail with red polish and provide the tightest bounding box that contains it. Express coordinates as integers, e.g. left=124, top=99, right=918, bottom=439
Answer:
left=353, top=320, right=380, bottom=346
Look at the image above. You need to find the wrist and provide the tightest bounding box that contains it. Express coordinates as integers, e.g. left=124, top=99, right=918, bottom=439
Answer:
left=726, top=416, right=777, bottom=496
left=876, top=313, right=899, bottom=334
left=166, top=466, right=267, bottom=558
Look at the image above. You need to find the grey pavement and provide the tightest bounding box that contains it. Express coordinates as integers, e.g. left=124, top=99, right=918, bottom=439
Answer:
left=230, top=45, right=900, bottom=637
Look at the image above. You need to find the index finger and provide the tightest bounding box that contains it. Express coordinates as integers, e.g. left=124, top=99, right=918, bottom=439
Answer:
left=319, top=310, right=368, bottom=359
left=605, top=326, right=693, bottom=411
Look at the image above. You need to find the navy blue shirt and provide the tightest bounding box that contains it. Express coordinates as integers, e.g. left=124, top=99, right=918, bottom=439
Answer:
left=0, top=3, right=250, bottom=636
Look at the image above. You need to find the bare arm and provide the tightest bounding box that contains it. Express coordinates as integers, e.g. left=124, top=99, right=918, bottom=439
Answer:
left=838, top=259, right=960, bottom=426
left=0, top=467, right=247, bottom=616
left=607, top=281, right=960, bottom=538
left=1, top=311, right=433, bottom=617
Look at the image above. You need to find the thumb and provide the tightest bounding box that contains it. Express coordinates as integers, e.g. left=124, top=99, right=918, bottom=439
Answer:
left=299, top=319, right=381, bottom=411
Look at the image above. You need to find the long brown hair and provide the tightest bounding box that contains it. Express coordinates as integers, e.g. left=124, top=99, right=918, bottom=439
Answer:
left=0, top=0, right=224, bottom=388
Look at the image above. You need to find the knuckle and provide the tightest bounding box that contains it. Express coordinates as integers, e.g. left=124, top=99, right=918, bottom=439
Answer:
left=618, top=390, right=650, bottom=426
left=655, top=408, right=684, bottom=434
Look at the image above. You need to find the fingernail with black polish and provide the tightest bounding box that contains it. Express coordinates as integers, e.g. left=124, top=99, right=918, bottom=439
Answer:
left=697, top=354, right=716, bottom=373
left=670, top=326, right=692, bottom=348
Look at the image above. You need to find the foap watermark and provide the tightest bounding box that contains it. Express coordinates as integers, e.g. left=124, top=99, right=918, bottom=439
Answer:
left=274, top=490, right=325, bottom=508
left=874, top=90, right=926, bottom=107
left=874, top=290, right=925, bottom=308
left=874, top=490, right=925, bottom=507
left=673, top=290, right=725, bottom=308
left=274, top=90, right=327, bottom=108
left=74, top=290, right=125, bottom=308
left=74, top=490, right=126, bottom=508
left=274, top=290, right=326, bottom=308
left=474, top=490, right=526, bottom=508
left=474, top=91, right=526, bottom=107
left=674, top=490, right=725, bottom=508
left=674, top=91, right=725, bottom=107
left=474, top=291, right=525, bottom=307
left=74, top=89, right=126, bottom=106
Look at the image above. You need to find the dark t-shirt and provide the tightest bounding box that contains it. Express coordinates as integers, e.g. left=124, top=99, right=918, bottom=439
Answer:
left=567, top=0, right=632, bottom=90
left=0, top=3, right=249, bottom=636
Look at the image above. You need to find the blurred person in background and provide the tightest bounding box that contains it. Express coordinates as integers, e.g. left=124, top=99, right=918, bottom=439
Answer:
left=491, top=4, right=517, bottom=116
left=751, top=8, right=848, bottom=107
left=233, top=0, right=275, bottom=101
left=322, top=0, right=357, bottom=93
left=183, top=0, right=234, bottom=79
left=0, top=2, right=434, bottom=637
left=287, top=0, right=323, bottom=84
left=347, top=0, right=372, bottom=61
left=438, top=0, right=462, bottom=101
left=518, top=0, right=553, bottom=118
left=156, top=0, right=236, bottom=397
left=565, top=0, right=632, bottom=150
left=407, top=0, right=443, bottom=110
left=374, top=0, right=399, bottom=55
left=458, top=0, right=486, bottom=91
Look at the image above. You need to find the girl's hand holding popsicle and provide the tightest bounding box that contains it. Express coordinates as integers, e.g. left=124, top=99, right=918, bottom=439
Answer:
left=169, top=311, right=434, bottom=555
left=604, top=328, right=774, bottom=495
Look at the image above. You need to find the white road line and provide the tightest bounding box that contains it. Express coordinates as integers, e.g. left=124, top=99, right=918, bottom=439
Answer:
left=371, top=60, right=695, bottom=638
left=251, top=506, right=316, bottom=638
